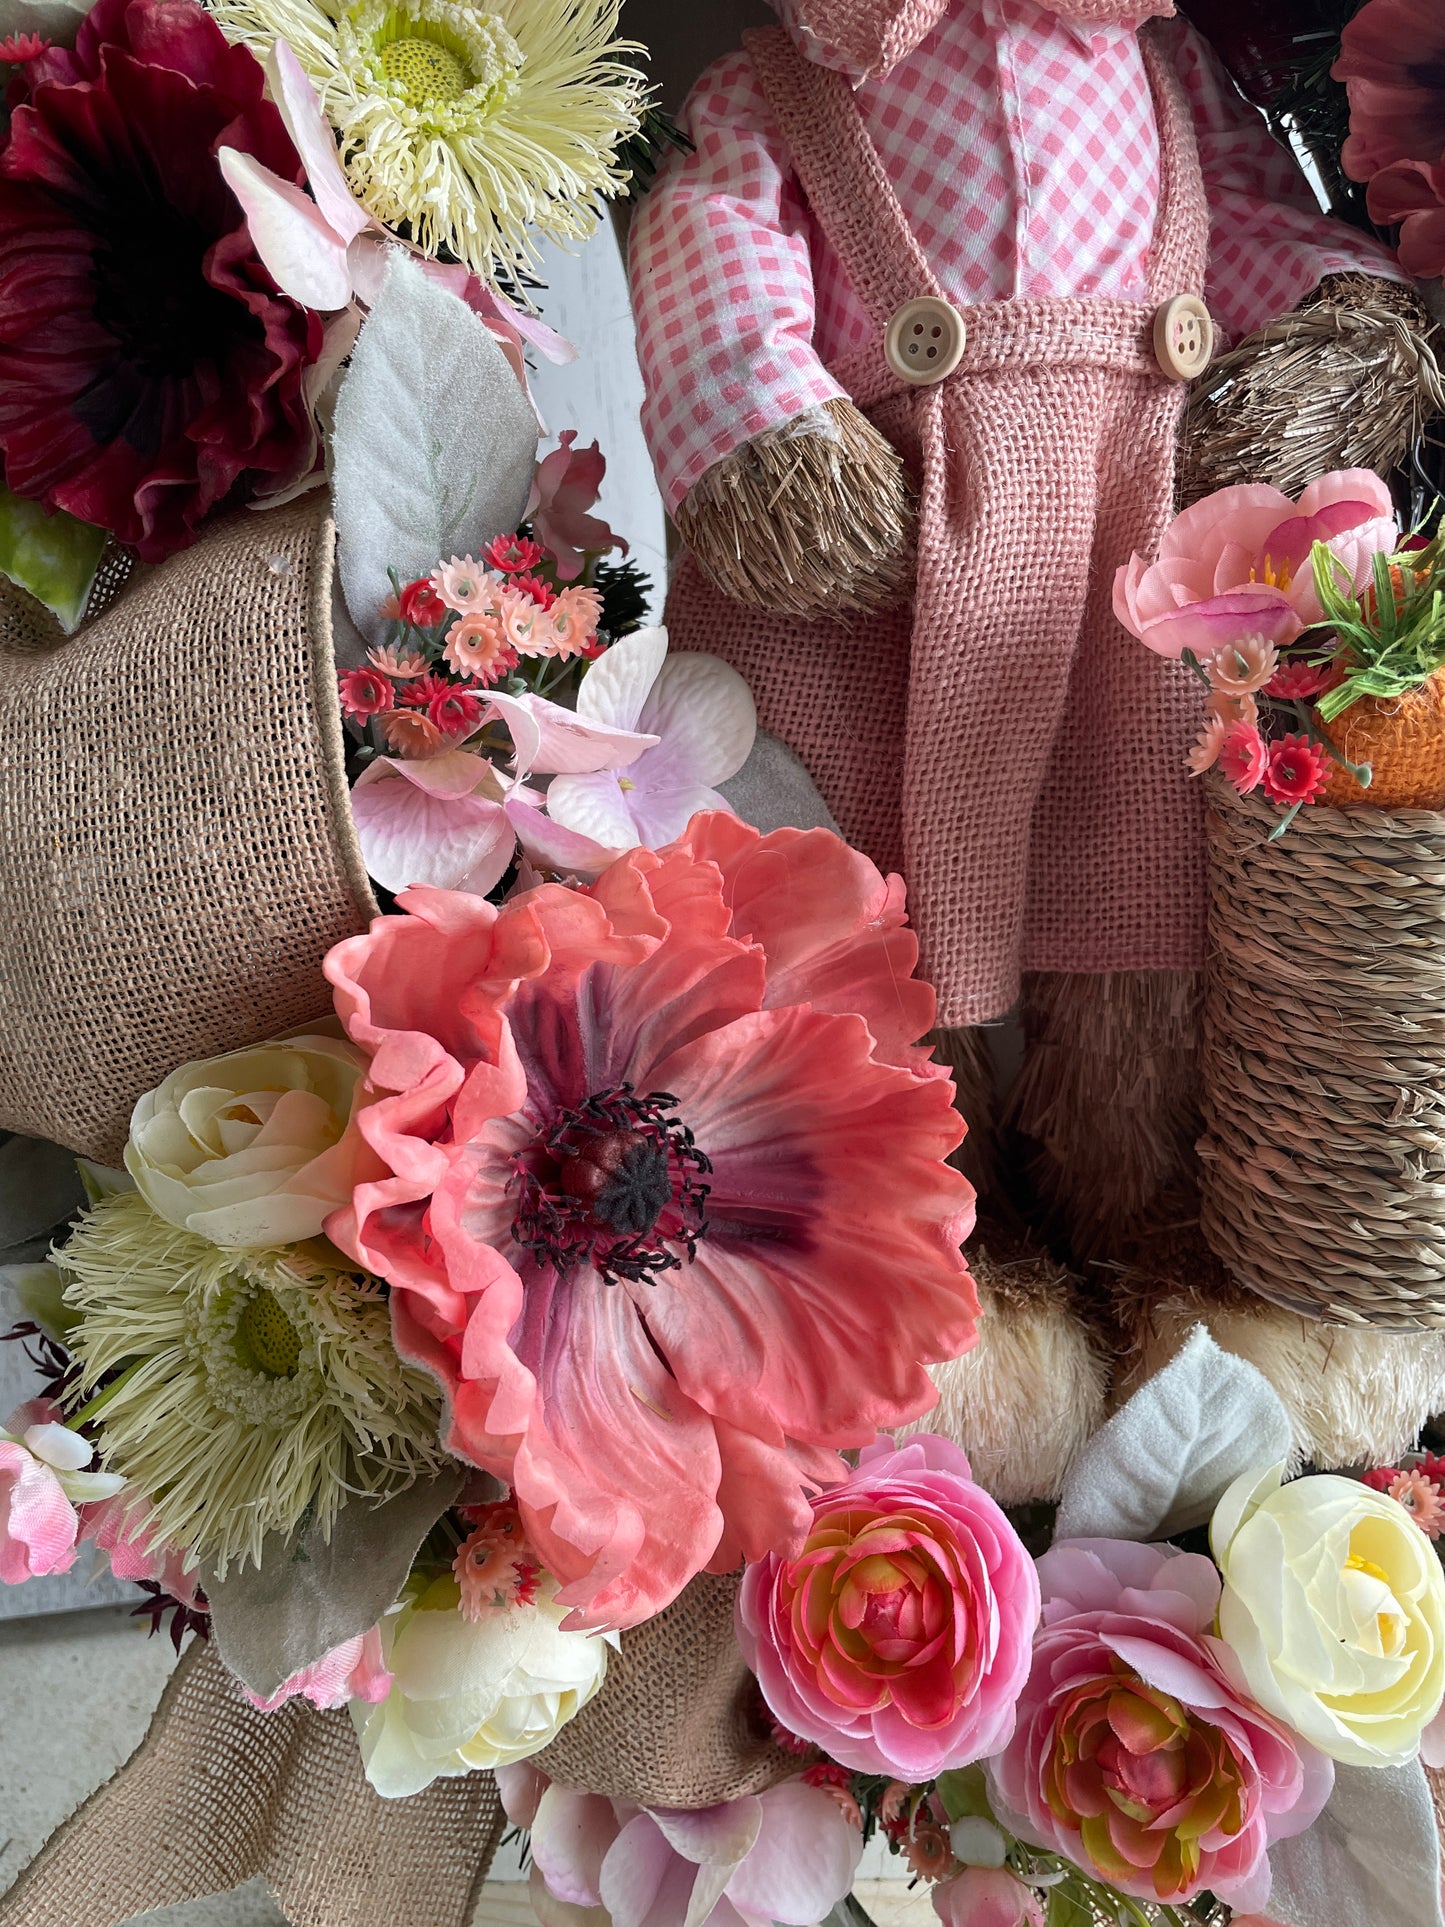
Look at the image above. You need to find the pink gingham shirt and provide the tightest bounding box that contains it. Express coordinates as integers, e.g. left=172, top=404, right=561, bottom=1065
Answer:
left=629, top=0, right=1402, bottom=513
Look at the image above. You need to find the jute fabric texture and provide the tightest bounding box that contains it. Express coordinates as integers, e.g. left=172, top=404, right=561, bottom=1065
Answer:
left=1199, top=774, right=1445, bottom=1328
left=665, top=23, right=1209, bottom=1026
left=535, top=1570, right=797, bottom=1804
left=0, top=1638, right=504, bottom=1927
left=0, top=497, right=377, bottom=1162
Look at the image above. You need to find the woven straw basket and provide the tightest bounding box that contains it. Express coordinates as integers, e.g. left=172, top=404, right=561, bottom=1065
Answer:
left=0, top=497, right=377, bottom=1164
left=1199, top=771, right=1445, bottom=1327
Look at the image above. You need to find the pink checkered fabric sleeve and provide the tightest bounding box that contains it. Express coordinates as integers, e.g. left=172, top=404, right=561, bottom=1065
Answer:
left=1171, top=18, right=1405, bottom=340
left=628, top=52, right=845, bottom=515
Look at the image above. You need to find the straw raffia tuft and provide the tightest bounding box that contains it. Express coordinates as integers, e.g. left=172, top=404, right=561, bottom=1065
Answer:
left=1199, top=772, right=1445, bottom=1328
left=1180, top=272, right=1443, bottom=503
left=676, top=396, right=915, bottom=618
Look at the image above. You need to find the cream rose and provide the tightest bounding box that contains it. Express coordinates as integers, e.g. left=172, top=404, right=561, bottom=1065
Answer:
left=125, top=1036, right=380, bottom=1248
left=354, top=1584, right=612, bottom=1798
left=1213, top=1464, right=1445, bottom=1767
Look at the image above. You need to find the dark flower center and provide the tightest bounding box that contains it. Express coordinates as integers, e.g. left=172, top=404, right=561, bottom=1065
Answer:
left=77, top=203, right=254, bottom=453
left=510, top=1085, right=710, bottom=1286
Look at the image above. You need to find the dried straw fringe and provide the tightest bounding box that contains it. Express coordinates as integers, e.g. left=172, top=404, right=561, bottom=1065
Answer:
left=1007, top=969, right=1203, bottom=1260
left=1180, top=272, right=1443, bottom=505
left=1113, top=1221, right=1445, bottom=1465
left=1200, top=772, right=1445, bottom=1328
left=675, top=397, right=915, bottom=618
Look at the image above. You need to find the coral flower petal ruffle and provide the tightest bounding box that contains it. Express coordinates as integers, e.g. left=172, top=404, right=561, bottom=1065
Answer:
left=324, top=815, right=979, bottom=1628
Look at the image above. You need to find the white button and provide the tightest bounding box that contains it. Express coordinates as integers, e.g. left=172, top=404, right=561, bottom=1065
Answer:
left=885, top=296, right=968, bottom=388
left=1153, top=294, right=1214, bottom=381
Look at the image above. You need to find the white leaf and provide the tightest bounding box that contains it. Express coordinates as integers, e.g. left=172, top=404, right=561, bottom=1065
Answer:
left=1268, top=1763, right=1445, bottom=1927
left=1053, top=1326, right=1292, bottom=1543
left=331, top=252, right=539, bottom=642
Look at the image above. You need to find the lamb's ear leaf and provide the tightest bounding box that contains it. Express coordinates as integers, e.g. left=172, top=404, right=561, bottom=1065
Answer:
left=330, top=251, right=538, bottom=643
left=204, top=1465, right=495, bottom=1697
left=1053, top=1325, right=1292, bottom=1544
left=1267, top=1762, right=1445, bottom=1927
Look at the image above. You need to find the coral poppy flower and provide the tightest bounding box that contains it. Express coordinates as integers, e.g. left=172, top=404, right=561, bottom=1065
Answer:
left=1333, top=0, right=1445, bottom=183
left=1113, top=473, right=1399, bottom=659
left=323, top=814, right=978, bottom=1628
left=0, top=0, right=323, bottom=560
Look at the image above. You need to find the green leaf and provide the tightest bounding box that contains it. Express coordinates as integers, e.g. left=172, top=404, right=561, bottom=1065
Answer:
left=76, top=1159, right=136, bottom=1206
left=1046, top=1888, right=1097, bottom=1927
left=0, top=483, right=107, bottom=634
left=936, top=1765, right=994, bottom=1824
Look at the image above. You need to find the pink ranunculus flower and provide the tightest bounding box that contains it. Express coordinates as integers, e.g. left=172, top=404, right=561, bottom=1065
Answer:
left=1113, top=472, right=1400, bottom=659
left=525, top=1774, right=864, bottom=1927
left=987, top=1540, right=1334, bottom=1916
left=244, top=1625, right=391, bottom=1713
left=737, top=1434, right=1039, bottom=1779
left=1, top=1399, right=123, bottom=1584
left=82, top=1491, right=203, bottom=1607
left=526, top=431, right=626, bottom=581
left=933, top=1867, right=1044, bottom=1927
left=323, top=813, right=978, bottom=1629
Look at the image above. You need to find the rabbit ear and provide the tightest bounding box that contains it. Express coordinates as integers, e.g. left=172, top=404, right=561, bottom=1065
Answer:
left=772, top=0, right=951, bottom=80
left=0, top=496, right=377, bottom=1163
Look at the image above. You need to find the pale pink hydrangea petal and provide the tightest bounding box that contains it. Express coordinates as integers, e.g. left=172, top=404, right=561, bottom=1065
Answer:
left=530, top=1786, right=624, bottom=1907
left=351, top=755, right=515, bottom=896
left=934, top=1867, right=1045, bottom=1927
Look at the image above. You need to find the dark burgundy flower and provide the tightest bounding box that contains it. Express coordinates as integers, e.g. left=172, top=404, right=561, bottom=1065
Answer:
left=1333, top=0, right=1445, bottom=183
left=0, top=0, right=323, bottom=561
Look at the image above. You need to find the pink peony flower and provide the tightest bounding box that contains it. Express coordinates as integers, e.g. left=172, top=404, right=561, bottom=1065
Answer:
left=322, top=814, right=978, bottom=1628
left=1333, top=0, right=1445, bottom=182
left=1113, top=473, right=1399, bottom=658
left=244, top=1625, right=391, bottom=1713
left=987, top=1540, right=1333, bottom=1914
left=526, top=1774, right=864, bottom=1927
left=737, top=1434, right=1039, bottom=1779
left=82, top=1491, right=203, bottom=1606
left=526, top=432, right=625, bottom=582
left=934, top=1867, right=1044, bottom=1927
left=1261, top=734, right=1330, bottom=807
left=1364, top=157, right=1445, bottom=282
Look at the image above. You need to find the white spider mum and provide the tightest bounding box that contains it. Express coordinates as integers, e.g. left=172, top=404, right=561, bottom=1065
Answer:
left=207, top=0, right=648, bottom=283
left=57, top=1192, right=449, bottom=1577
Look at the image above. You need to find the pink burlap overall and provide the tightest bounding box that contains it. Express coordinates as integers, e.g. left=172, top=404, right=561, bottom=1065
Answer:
left=664, top=22, right=1211, bottom=1027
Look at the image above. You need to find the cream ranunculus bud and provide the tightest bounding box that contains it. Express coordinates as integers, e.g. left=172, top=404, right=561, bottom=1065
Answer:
left=125, top=1036, right=381, bottom=1249
left=1213, top=1464, right=1445, bottom=1767
left=354, top=1576, right=613, bottom=1799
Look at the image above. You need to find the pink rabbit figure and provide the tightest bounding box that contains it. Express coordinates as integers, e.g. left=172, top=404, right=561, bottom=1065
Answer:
left=627, top=0, right=1437, bottom=1496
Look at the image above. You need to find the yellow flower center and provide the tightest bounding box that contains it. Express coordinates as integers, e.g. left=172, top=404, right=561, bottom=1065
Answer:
left=1344, top=1551, right=1407, bottom=1655
left=236, top=1288, right=303, bottom=1378
left=380, top=35, right=469, bottom=105
left=1251, top=553, right=1295, bottom=593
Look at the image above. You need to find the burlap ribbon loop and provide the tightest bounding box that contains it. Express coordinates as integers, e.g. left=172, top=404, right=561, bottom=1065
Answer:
left=0, top=496, right=378, bottom=1162
left=0, top=1640, right=503, bottom=1927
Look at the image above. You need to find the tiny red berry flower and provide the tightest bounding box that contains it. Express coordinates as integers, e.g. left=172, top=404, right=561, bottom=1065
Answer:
left=511, top=573, right=557, bottom=610
left=337, top=666, right=394, bottom=720
left=397, top=577, right=449, bottom=628
left=428, top=686, right=484, bottom=737
left=1262, top=733, right=1330, bottom=806
left=484, top=533, right=545, bottom=574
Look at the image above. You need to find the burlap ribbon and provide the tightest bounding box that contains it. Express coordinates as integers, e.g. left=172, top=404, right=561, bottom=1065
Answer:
left=0, top=1640, right=504, bottom=1927
left=0, top=1573, right=794, bottom=1925
left=0, top=497, right=376, bottom=1163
